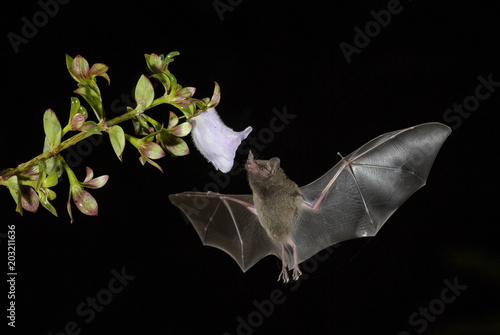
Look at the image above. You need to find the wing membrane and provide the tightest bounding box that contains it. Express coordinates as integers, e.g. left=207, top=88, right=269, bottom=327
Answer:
left=291, top=123, right=451, bottom=267
left=169, top=192, right=281, bottom=272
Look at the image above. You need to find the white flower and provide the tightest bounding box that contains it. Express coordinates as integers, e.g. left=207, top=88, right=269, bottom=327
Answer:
left=190, top=108, right=252, bottom=173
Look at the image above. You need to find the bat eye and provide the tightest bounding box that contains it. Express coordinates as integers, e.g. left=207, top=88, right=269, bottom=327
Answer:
left=258, top=165, right=264, bottom=170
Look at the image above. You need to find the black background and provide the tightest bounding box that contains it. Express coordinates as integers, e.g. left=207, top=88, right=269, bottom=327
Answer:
left=1, top=1, right=499, bottom=334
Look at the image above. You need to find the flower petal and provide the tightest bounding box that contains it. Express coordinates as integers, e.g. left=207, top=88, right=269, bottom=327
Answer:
left=190, top=108, right=252, bottom=173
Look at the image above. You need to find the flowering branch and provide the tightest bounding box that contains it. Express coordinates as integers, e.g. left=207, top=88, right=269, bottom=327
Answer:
left=0, top=52, right=252, bottom=222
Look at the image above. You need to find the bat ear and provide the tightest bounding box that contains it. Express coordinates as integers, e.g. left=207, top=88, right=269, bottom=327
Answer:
left=268, top=157, right=280, bottom=173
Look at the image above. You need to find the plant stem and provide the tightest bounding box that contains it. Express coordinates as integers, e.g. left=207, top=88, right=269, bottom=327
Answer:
left=0, top=105, right=145, bottom=182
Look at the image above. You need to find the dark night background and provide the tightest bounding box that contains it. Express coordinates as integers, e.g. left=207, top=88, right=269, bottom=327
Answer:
left=1, top=1, right=499, bottom=334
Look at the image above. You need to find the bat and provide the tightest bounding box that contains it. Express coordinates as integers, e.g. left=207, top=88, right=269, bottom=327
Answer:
left=169, top=122, right=451, bottom=282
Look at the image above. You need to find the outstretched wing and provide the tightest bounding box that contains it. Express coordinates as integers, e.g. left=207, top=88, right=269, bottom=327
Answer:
left=168, top=192, right=281, bottom=272
left=286, top=122, right=451, bottom=268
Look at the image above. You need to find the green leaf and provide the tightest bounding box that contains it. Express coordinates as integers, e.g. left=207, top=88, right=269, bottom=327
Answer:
left=144, top=115, right=162, bottom=132
left=162, top=51, right=180, bottom=66
left=66, top=54, right=77, bottom=81
left=164, top=136, right=190, bottom=157
left=70, top=114, right=86, bottom=130
left=43, top=171, right=58, bottom=188
left=69, top=97, right=88, bottom=122
left=167, top=111, right=179, bottom=128
left=43, top=109, right=62, bottom=149
left=208, top=81, right=221, bottom=109
left=131, top=115, right=151, bottom=136
left=135, top=75, right=155, bottom=109
left=43, top=138, right=64, bottom=178
left=72, top=55, right=90, bottom=79
left=170, top=121, right=192, bottom=137
left=74, top=86, right=104, bottom=120
left=35, top=160, right=47, bottom=192
left=144, top=53, right=163, bottom=73
left=109, top=125, right=125, bottom=161
left=81, top=121, right=102, bottom=134
left=6, top=176, right=23, bottom=215
left=89, top=63, right=110, bottom=85
left=177, top=104, right=197, bottom=118
left=39, top=191, right=58, bottom=217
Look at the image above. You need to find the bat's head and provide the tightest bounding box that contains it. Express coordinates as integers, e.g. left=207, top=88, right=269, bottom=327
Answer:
left=245, top=150, right=281, bottom=182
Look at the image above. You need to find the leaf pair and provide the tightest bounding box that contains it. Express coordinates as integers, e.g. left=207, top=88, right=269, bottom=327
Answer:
left=66, top=54, right=110, bottom=121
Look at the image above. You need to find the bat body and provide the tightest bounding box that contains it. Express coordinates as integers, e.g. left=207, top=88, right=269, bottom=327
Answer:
left=169, top=123, right=451, bottom=282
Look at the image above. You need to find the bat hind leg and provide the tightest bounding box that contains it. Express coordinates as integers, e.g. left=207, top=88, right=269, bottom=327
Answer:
left=289, top=239, right=302, bottom=281
left=277, top=240, right=302, bottom=283
left=278, top=245, right=290, bottom=283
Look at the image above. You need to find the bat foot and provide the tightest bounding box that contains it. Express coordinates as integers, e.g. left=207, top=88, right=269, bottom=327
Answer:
left=292, top=266, right=302, bottom=281
left=277, top=266, right=302, bottom=283
left=277, top=269, right=290, bottom=283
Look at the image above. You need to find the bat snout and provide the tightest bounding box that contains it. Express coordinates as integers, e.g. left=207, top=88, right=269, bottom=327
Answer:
left=245, top=160, right=259, bottom=174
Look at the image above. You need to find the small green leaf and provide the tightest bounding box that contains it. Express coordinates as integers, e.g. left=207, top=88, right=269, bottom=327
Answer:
left=135, top=75, right=155, bottom=109
left=177, top=103, right=197, bottom=118
left=144, top=53, right=163, bottom=73
left=43, top=171, right=58, bottom=188
left=38, top=190, right=58, bottom=217
left=43, top=138, right=64, bottom=178
left=66, top=54, right=77, bottom=81
left=132, top=115, right=151, bottom=136
left=109, top=125, right=125, bottom=161
left=71, top=114, right=86, bottom=130
left=43, top=109, right=62, bottom=149
left=81, top=121, right=102, bottom=134
left=6, top=176, right=23, bottom=215
left=35, top=160, right=47, bottom=192
left=145, top=115, right=162, bottom=132
left=89, top=63, right=110, bottom=85
left=164, top=137, right=190, bottom=157
left=208, top=81, right=221, bottom=109
left=141, top=141, right=165, bottom=159
left=170, top=121, right=192, bottom=137
left=167, top=111, right=179, bottom=128
left=69, top=97, right=88, bottom=122
left=72, top=55, right=90, bottom=79
left=74, top=86, right=103, bottom=120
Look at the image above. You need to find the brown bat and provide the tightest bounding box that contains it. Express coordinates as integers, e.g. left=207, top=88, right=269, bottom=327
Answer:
left=169, top=123, right=451, bottom=282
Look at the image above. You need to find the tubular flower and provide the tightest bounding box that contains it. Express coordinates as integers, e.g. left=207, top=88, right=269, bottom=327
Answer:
left=190, top=108, right=252, bottom=173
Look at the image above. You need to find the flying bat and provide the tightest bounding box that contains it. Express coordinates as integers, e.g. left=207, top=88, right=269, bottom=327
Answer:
left=169, top=123, right=451, bottom=282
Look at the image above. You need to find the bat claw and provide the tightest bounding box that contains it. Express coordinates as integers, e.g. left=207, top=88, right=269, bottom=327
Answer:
left=292, top=266, right=302, bottom=281
left=277, top=269, right=289, bottom=283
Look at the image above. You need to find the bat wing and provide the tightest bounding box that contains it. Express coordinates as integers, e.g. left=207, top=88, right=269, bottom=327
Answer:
left=168, top=192, right=282, bottom=272
left=287, top=122, right=451, bottom=268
